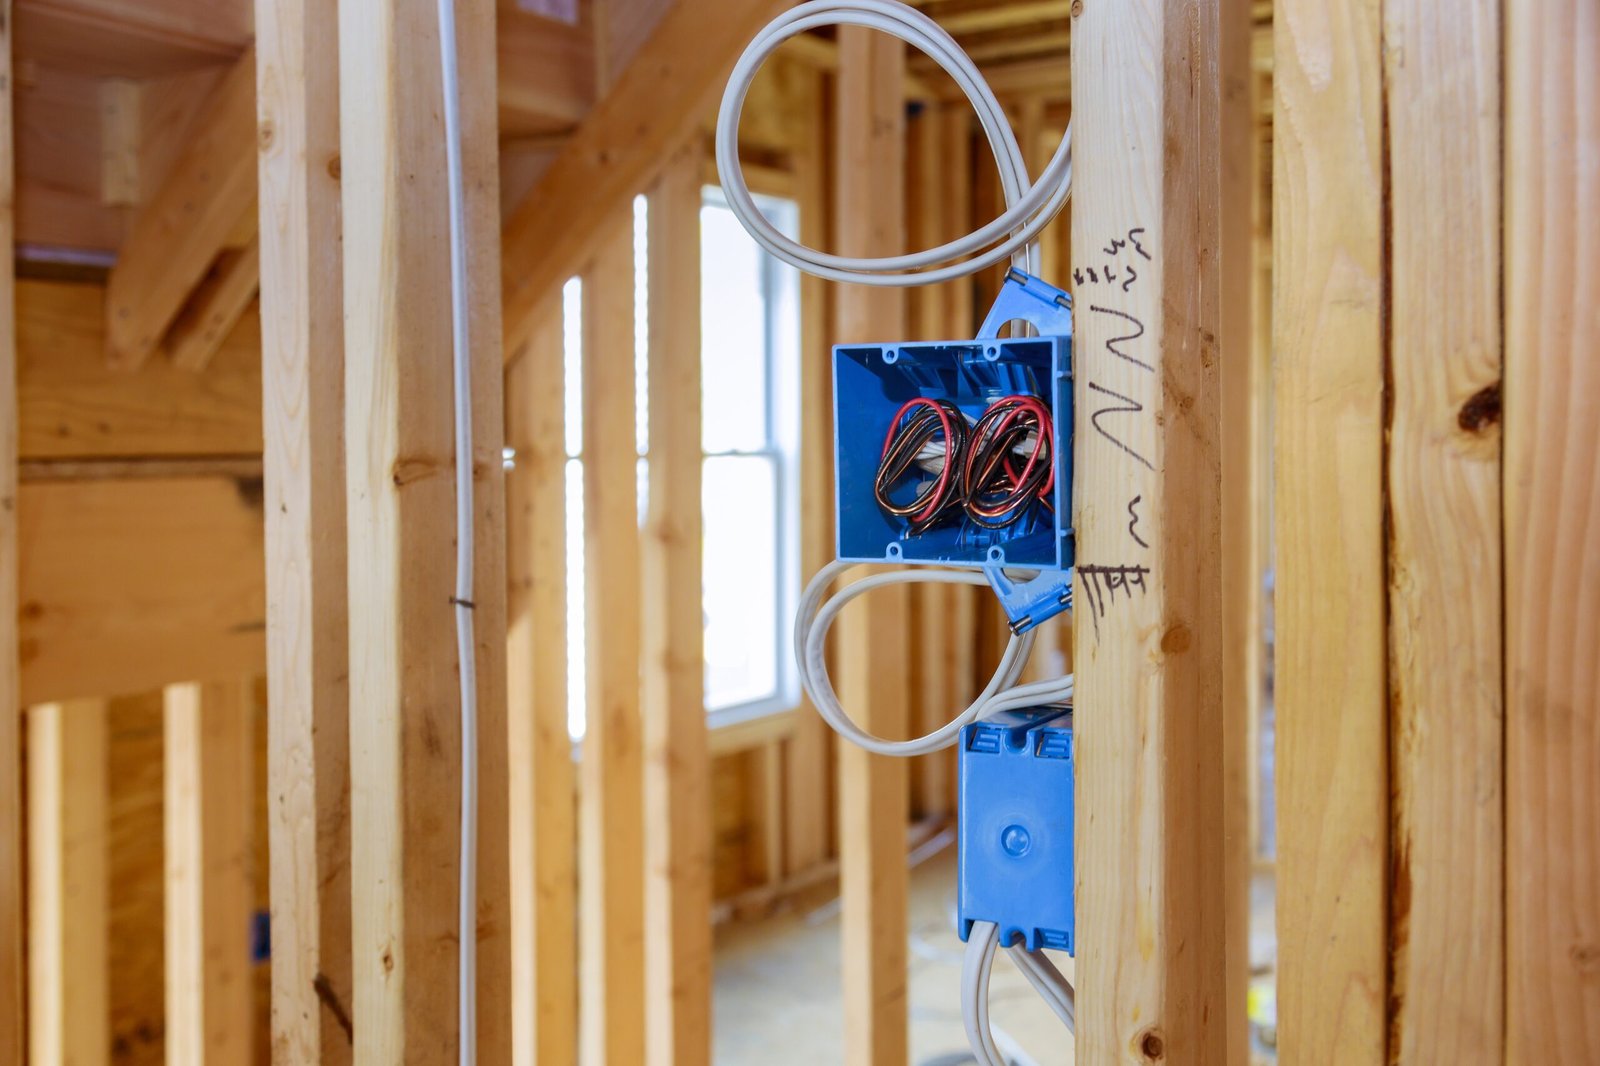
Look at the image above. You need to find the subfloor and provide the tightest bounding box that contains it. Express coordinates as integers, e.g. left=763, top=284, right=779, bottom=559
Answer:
left=712, top=847, right=1280, bottom=1066
left=713, top=846, right=1074, bottom=1065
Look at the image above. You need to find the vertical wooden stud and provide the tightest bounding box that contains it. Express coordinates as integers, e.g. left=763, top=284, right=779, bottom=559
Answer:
left=1218, top=0, right=1258, bottom=1061
left=787, top=62, right=836, bottom=876
left=338, top=0, right=512, bottom=1057
left=256, top=0, right=353, bottom=1057
left=1504, top=1, right=1600, bottom=1060
left=506, top=294, right=577, bottom=1065
left=1272, top=0, right=1388, bottom=1060
left=27, top=699, right=110, bottom=1066
left=834, top=26, right=910, bottom=1066
left=1069, top=0, right=1239, bottom=1058
left=642, top=144, right=712, bottom=1066
left=0, top=1, right=20, bottom=1055
left=164, top=680, right=255, bottom=1064
left=578, top=212, right=645, bottom=1066
left=1384, top=0, right=1506, bottom=1058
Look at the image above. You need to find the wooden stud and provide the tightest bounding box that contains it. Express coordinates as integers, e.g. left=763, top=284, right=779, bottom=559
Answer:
left=1384, top=0, right=1506, bottom=1058
left=505, top=294, right=576, bottom=1066
left=27, top=699, right=110, bottom=1066
left=1218, top=0, right=1257, bottom=1061
left=163, top=680, right=255, bottom=1064
left=105, top=45, right=257, bottom=370
left=1069, top=0, right=1239, bottom=1058
left=786, top=62, right=835, bottom=876
left=1272, top=0, right=1388, bottom=1060
left=642, top=144, right=713, bottom=1066
left=168, top=235, right=261, bottom=373
left=1504, top=1, right=1600, bottom=1059
left=500, top=0, right=790, bottom=356
left=834, top=27, right=910, bottom=1066
left=0, top=0, right=21, bottom=1053
left=578, top=212, right=644, bottom=1066
left=338, top=0, right=511, bottom=1057
left=256, top=0, right=352, bottom=1056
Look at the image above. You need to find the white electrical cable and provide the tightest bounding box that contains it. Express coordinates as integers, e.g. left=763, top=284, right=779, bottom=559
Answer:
left=964, top=920, right=1077, bottom=1066
left=435, top=1, right=478, bottom=1063
left=796, top=560, right=1047, bottom=757
left=715, top=0, right=1072, bottom=286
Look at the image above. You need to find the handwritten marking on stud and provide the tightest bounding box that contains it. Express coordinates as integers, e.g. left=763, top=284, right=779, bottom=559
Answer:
left=1127, top=495, right=1148, bottom=549
left=1087, top=382, right=1154, bottom=470
left=1127, top=227, right=1152, bottom=260
left=1089, top=304, right=1152, bottom=371
left=1077, top=563, right=1153, bottom=641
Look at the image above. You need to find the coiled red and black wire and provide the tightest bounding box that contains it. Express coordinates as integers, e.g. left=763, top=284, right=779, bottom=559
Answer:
left=874, top=394, right=1053, bottom=534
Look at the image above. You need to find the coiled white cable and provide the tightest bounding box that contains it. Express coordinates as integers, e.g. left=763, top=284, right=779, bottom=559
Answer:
left=715, top=0, right=1072, bottom=286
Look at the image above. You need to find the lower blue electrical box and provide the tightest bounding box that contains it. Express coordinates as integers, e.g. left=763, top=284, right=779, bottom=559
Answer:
left=958, top=708, right=1075, bottom=953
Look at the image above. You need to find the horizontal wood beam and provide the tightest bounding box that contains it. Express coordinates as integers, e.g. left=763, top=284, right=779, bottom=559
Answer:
left=14, top=0, right=251, bottom=78
left=500, top=0, right=789, bottom=358
left=105, top=44, right=256, bottom=369
left=18, top=279, right=262, bottom=459
left=18, top=476, right=266, bottom=704
left=498, top=7, right=594, bottom=133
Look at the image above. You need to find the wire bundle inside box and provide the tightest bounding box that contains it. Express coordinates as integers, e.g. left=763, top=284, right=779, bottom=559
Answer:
left=873, top=395, right=1056, bottom=535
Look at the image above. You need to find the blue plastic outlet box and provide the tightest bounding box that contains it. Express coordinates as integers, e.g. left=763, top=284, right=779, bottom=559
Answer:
left=958, top=707, right=1075, bottom=953
left=831, top=270, right=1075, bottom=631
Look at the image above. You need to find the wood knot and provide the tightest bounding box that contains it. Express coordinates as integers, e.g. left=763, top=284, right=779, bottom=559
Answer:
left=257, top=120, right=275, bottom=151
left=1160, top=623, right=1191, bottom=654
left=327, top=153, right=342, bottom=181
left=1070, top=0, right=1084, bottom=16
left=1457, top=382, right=1501, bottom=434
left=1138, top=1029, right=1165, bottom=1060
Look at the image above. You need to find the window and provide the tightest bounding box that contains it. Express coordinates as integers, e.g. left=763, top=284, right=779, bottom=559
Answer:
left=560, top=191, right=801, bottom=738
left=699, top=187, right=801, bottom=724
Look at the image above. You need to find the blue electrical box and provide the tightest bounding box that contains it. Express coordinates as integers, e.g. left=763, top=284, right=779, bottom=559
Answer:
left=831, top=270, right=1074, bottom=632
left=957, top=707, right=1075, bottom=953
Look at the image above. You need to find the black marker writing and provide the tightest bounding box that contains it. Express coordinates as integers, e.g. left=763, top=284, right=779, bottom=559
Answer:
left=1087, top=382, right=1154, bottom=470
left=1127, top=495, right=1148, bottom=549
left=1089, top=304, right=1152, bottom=372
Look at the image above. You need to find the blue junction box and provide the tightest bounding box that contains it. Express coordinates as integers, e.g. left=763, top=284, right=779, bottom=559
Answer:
left=831, top=271, right=1075, bottom=632
left=958, top=708, right=1075, bottom=953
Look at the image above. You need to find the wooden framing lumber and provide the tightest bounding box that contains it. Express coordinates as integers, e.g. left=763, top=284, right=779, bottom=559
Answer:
left=785, top=61, right=834, bottom=876
left=500, top=0, right=788, bottom=355
left=105, top=44, right=256, bottom=369
left=1384, top=0, right=1505, bottom=1058
left=256, top=0, right=351, bottom=1056
left=17, top=279, right=263, bottom=460
left=577, top=211, right=645, bottom=1066
left=1272, top=0, right=1388, bottom=1060
left=26, top=698, right=110, bottom=1066
left=163, top=679, right=255, bottom=1064
left=1069, top=0, right=1239, bottom=1058
left=0, top=1, right=22, bottom=1052
left=834, top=27, right=910, bottom=1066
left=1504, top=1, right=1600, bottom=1059
left=505, top=292, right=577, bottom=1066
left=641, top=143, right=712, bottom=1066
left=167, top=234, right=260, bottom=372
left=18, top=476, right=266, bottom=705
left=338, top=0, right=512, bottom=1057
left=1217, top=0, right=1257, bottom=1061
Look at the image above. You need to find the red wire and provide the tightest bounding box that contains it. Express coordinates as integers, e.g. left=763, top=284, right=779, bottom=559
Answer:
left=879, top=397, right=957, bottom=525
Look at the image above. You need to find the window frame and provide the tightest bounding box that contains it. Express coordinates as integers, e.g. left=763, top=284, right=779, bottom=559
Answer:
left=700, top=185, right=803, bottom=730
